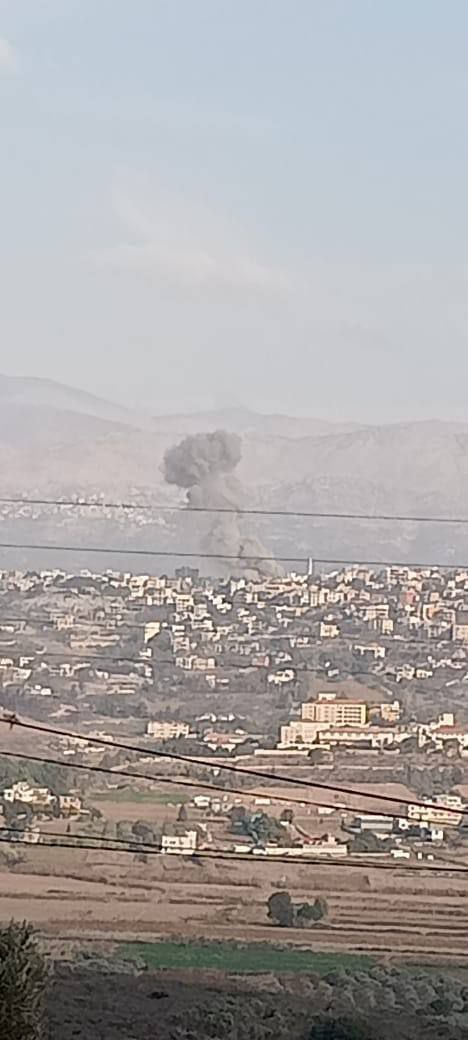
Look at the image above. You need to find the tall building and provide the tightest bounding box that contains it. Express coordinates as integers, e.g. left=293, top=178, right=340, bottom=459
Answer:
left=301, top=693, right=367, bottom=727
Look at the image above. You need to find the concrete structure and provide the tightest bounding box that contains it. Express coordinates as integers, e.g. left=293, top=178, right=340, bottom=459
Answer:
left=2, top=782, right=54, bottom=808
left=302, top=693, right=367, bottom=727
left=352, top=814, right=394, bottom=834
left=279, top=720, right=326, bottom=748
left=454, top=610, right=468, bottom=642
left=407, top=796, right=464, bottom=827
left=58, top=794, right=82, bottom=815
left=380, top=699, right=401, bottom=722
left=161, top=829, right=198, bottom=854
left=146, top=720, right=190, bottom=740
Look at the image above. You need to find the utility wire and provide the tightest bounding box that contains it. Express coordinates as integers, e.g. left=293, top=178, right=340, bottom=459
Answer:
left=0, top=538, right=466, bottom=573
left=0, top=541, right=305, bottom=564
left=4, top=495, right=468, bottom=527
left=0, top=833, right=462, bottom=873
left=1, top=715, right=464, bottom=821
left=0, top=747, right=408, bottom=822
left=0, top=824, right=159, bottom=852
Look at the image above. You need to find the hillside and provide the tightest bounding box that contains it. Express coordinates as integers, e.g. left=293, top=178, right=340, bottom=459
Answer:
left=0, top=375, right=467, bottom=569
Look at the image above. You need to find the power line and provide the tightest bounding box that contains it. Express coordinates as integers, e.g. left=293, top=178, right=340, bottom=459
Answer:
left=5, top=495, right=468, bottom=527
left=1, top=715, right=464, bottom=821
left=0, top=824, right=158, bottom=852
left=0, top=833, right=463, bottom=873
left=0, top=541, right=305, bottom=565
left=0, top=538, right=467, bottom=574
left=0, top=747, right=407, bottom=822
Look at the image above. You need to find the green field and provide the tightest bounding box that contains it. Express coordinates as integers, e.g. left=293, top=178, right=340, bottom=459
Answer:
left=92, top=789, right=189, bottom=804
left=120, top=939, right=373, bottom=974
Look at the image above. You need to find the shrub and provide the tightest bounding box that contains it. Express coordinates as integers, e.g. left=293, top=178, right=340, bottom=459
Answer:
left=0, top=920, right=49, bottom=1040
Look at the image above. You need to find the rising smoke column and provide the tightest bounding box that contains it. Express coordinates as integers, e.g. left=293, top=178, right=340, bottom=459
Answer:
left=163, top=430, right=280, bottom=577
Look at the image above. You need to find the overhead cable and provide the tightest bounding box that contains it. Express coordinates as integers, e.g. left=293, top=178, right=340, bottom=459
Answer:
left=1, top=716, right=464, bottom=821
left=4, top=495, right=468, bottom=527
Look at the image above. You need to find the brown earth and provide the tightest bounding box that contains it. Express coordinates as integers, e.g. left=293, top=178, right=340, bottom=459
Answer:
left=2, top=844, right=468, bottom=963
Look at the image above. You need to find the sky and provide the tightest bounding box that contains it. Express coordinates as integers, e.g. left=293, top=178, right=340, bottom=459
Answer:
left=1, top=0, right=468, bottom=422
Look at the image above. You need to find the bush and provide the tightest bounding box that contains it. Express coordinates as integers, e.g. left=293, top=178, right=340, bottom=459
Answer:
left=309, top=1017, right=374, bottom=1039
left=296, top=897, right=329, bottom=927
left=0, top=920, right=49, bottom=1039
left=267, top=891, right=295, bottom=927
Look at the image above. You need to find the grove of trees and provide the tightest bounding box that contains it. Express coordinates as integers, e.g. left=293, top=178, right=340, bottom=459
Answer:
left=267, top=890, right=329, bottom=928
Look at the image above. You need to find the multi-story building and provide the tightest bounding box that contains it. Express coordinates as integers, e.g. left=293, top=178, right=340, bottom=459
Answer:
left=279, top=720, right=325, bottom=748
left=301, top=693, right=367, bottom=727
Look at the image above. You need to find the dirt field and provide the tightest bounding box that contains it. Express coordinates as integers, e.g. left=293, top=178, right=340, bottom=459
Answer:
left=1, top=752, right=467, bottom=967
left=2, top=844, right=468, bottom=965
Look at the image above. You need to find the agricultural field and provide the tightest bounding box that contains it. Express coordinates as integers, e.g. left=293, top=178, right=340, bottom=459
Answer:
left=1, top=840, right=468, bottom=966
left=120, top=939, right=372, bottom=973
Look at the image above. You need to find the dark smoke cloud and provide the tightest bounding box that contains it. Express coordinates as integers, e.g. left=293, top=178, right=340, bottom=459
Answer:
left=163, top=430, right=281, bottom=578
left=163, top=431, right=241, bottom=493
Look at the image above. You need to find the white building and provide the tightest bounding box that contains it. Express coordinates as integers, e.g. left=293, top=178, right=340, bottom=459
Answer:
left=161, top=830, right=198, bottom=855
left=2, top=782, right=54, bottom=807
left=407, top=796, right=464, bottom=827
left=146, top=720, right=190, bottom=740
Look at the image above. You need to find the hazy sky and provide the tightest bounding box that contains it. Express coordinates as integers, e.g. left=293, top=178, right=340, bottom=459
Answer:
left=1, top=0, right=468, bottom=421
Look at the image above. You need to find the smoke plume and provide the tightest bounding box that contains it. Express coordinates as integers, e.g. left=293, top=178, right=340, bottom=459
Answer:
left=163, top=430, right=280, bottom=578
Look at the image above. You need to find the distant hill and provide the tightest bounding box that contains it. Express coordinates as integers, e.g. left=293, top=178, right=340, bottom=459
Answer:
left=150, top=406, right=360, bottom=439
left=0, top=373, right=149, bottom=428
left=1, top=374, right=468, bottom=568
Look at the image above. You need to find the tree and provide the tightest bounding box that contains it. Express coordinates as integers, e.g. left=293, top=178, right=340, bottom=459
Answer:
left=116, top=820, right=134, bottom=841
left=131, top=821, right=154, bottom=843
left=295, top=896, right=328, bottom=927
left=3, top=802, right=34, bottom=827
left=267, top=890, right=294, bottom=927
left=228, top=805, right=247, bottom=829
left=309, top=1017, right=374, bottom=1039
left=245, top=812, right=285, bottom=845
left=280, top=808, right=294, bottom=824
left=308, top=748, right=329, bottom=764
left=177, top=803, right=188, bottom=822
left=0, top=920, right=49, bottom=1039
left=311, top=896, right=329, bottom=921
left=399, top=736, right=419, bottom=755
left=348, top=832, right=382, bottom=854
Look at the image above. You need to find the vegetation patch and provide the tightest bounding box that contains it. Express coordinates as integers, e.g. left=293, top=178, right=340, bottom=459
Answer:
left=92, top=789, right=189, bottom=804
left=119, top=939, right=374, bottom=974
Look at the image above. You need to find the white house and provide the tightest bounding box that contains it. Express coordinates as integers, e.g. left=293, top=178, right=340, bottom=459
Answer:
left=161, top=830, right=198, bottom=855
